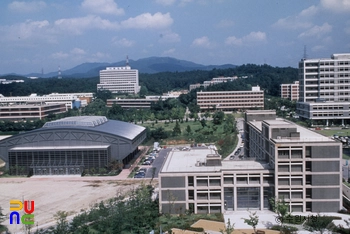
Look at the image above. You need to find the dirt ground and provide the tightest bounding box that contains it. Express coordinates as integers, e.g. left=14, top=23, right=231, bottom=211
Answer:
left=171, top=219, right=280, bottom=234
left=0, top=176, right=156, bottom=233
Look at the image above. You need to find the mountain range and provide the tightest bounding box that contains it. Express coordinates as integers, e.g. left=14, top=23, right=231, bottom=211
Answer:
left=20, top=57, right=236, bottom=78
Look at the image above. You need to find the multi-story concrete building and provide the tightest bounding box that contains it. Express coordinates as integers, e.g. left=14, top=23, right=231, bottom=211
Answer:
left=0, top=93, right=92, bottom=110
left=196, top=86, right=264, bottom=111
left=189, top=76, right=238, bottom=91
left=296, top=53, right=350, bottom=124
left=280, top=81, right=299, bottom=101
left=107, top=98, right=157, bottom=109
left=159, top=110, right=342, bottom=214
left=0, top=104, right=66, bottom=120
left=97, top=62, right=140, bottom=94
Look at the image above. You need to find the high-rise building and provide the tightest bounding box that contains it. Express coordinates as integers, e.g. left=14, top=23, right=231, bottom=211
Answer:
left=97, top=59, right=140, bottom=94
left=296, top=53, right=350, bottom=124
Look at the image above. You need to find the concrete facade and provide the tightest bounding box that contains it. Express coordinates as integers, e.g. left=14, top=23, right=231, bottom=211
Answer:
left=297, top=53, right=350, bottom=122
left=196, top=86, right=264, bottom=111
left=280, top=81, right=299, bottom=101
left=97, top=66, right=140, bottom=94
left=159, top=110, right=342, bottom=214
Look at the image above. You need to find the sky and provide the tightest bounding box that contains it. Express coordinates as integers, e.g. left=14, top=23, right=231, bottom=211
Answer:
left=0, top=0, right=350, bottom=75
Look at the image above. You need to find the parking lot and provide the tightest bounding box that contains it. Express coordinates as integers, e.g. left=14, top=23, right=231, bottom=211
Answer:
left=133, top=147, right=172, bottom=179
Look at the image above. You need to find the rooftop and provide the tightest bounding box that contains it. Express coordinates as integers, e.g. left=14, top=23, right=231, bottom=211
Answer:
left=41, top=116, right=145, bottom=140
left=249, top=118, right=333, bottom=143
left=161, top=147, right=271, bottom=173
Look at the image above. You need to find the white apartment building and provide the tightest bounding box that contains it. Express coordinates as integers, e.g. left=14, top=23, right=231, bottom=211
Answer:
left=196, top=86, right=264, bottom=111
left=297, top=53, right=350, bottom=124
left=280, top=81, right=299, bottom=101
left=0, top=93, right=88, bottom=110
left=97, top=65, right=140, bottom=94
left=189, top=76, right=238, bottom=91
left=159, top=110, right=342, bottom=214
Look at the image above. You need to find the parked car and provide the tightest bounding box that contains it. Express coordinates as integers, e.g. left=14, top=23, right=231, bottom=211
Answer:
left=142, top=160, right=151, bottom=165
left=138, top=168, right=147, bottom=173
left=229, top=155, right=235, bottom=160
left=134, top=173, right=145, bottom=178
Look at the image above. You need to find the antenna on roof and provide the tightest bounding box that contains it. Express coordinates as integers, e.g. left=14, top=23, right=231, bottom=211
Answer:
left=126, top=55, right=129, bottom=67
left=303, top=45, right=308, bottom=60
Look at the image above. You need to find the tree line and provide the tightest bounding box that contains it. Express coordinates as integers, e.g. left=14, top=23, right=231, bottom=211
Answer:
left=0, top=64, right=297, bottom=97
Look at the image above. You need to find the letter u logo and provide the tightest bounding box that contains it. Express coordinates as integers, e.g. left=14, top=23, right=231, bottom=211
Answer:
left=24, top=201, right=35, bottom=214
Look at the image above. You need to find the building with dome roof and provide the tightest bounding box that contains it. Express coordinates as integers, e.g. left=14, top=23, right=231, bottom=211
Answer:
left=0, top=116, right=146, bottom=176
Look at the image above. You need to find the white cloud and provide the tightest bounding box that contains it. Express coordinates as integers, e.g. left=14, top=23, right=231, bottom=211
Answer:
left=0, top=20, right=52, bottom=42
left=272, top=5, right=318, bottom=30
left=298, top=23, right=332, bottom=38
left=154, top=0, right=176, bottom=6
left=81, top=0, right=124, bottom=15
left=121, top=12, right=173, bottom=29
left=217, top=19, right=234, bottom=28
left=112, top=37, right=135, bottom=47
left=225, top=31, right=266, bottom=46
left=163, top=48, right=176, bottom=55
left=321, top=0, right=350, bottom=13
left=51, top=52, right=69, bottom=59
left=8, top=1, right=46, bottom=13
left=191, top=36, right=214, bottom=48
left=159, top=31, right=181, bottom=43
left=312, top=45, right=326, bottom=52
left=54, top=15, right=119, bottom=34
left=70, top=48, right=86, bottom=55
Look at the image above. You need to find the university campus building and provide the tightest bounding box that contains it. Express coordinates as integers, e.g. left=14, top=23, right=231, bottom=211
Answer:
left=0, top=93, right=93, bottom=110
left=158, top=110, right=342, bottom=214
left=0, top=116, right=146, bottom=176
left=280, top=81, right=299, bottom=101
left=97, top=59, right=140, bottom=94
left=0, top=103, right=66, bottom=120
left=296, top=53, right=350, bottom=125
left=196, top=86, right=264, bottom=111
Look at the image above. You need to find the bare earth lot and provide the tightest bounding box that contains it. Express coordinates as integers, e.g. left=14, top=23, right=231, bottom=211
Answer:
left=0, top=176, right=155, bottom=233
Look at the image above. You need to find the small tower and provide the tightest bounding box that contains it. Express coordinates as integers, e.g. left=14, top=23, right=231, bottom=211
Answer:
left=126, top=55, right=130, bottom=68
left=58, top=66, right=62, bottom=79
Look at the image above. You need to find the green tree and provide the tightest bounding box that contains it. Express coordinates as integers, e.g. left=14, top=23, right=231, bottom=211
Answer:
left=172, top=121, right=182, bottom=136
left=53, top=211, right=69, bottom=234
left=242, top=211, right=259, bottom=234
left=0, top=206, right=7, bottom=233
left=220, top=218, right=235, bottom=234
left=200, top=118, right=207, bottom=128
left=270, top=197, right=289, bottom=232
left=186, top=125, right=192, bottom=135
left=95, top=90, right=113, bottom=102
left=304, top=215, right=334, bottom=234
left=212, top=111, right=225, bottom=125
left=82, top=99, right=108, bottom=116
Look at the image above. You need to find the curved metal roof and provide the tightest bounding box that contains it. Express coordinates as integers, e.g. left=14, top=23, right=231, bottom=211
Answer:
left=41, top=116, right=145, bottom=140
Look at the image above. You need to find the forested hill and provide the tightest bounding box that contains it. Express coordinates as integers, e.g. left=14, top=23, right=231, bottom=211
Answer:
left=0, top=64, right=297, bottom=97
